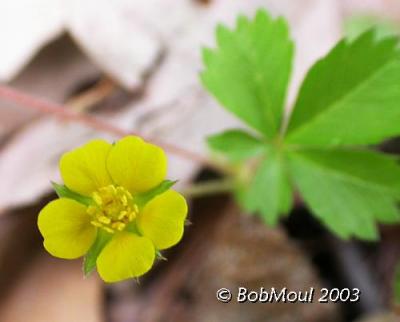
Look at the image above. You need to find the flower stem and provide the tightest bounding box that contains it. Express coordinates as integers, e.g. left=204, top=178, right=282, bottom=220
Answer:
left=180, top=178, right=235, bottom=198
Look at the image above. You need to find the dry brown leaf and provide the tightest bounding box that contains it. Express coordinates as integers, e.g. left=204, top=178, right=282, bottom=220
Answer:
left=0, top=0, right=341, bottom=89
left=0, top=36, right=98, bottom=141
left=0, top=0, right=64, bottom=81
left=0, top=0, right=341, bottom=211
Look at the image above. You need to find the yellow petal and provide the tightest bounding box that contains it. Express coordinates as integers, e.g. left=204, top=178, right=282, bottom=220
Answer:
left=106, top=136, right=167, bottom=193
left=60, top=139, right=112, bottom=196
left=38, top=198, right=96, bottom=259
left=96, top=232, right=155, bottom=282
left=137, top=190, right=188, bottom=250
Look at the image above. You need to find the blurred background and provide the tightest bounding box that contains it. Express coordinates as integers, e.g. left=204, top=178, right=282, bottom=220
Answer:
left=1, top=1, right=400, bottom=321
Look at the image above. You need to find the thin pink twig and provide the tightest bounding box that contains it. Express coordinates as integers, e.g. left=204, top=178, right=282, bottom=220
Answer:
left=0, top=84, right=223, bottom=172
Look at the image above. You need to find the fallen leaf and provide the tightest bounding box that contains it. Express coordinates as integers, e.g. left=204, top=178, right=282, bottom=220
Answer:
left=0, top=0, right=341, bottom=89
left=0, top=0, right=341, bottom=211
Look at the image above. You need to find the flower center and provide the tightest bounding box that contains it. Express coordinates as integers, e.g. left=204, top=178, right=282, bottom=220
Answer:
left=87, top=185, right=138, bottom=233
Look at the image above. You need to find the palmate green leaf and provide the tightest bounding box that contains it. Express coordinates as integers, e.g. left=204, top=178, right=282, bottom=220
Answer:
left=288, top=149, right=400, bottom=240
left=286, top=31, right=400, bottom=146
left=207, top=129, right=265, bottom=161
left=201, top=9, right=294, bottom=138
left=240, top=148, right=292, bottom=225
left=202, top=9, right=400, bottom=241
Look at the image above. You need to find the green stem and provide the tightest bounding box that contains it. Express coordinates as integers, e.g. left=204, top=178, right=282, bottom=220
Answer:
left=180, top=178, right=235, bottom=198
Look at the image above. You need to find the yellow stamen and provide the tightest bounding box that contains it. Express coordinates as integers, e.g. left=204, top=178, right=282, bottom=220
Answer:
left=93, top=193, right=103, bottom=205
left=87, top=185, right=139, bottom=233
left=99, top=216, right=111, bottom=224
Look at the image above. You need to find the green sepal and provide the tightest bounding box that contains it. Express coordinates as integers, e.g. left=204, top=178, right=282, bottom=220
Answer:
left=135, top=180, right=177, bottom=207
left=52, top=182, right=92, bottom=206
left=156, top=250, right=167, bottom=261
left=83, top=229, right=113, bottom=277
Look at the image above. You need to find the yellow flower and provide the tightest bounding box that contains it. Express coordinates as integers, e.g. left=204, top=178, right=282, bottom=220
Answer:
left=38, top=136, right=188, bottom=283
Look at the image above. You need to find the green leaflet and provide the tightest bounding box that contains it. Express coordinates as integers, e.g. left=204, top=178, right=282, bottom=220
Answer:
left=241, top=148, right=292, bottom=226
left=288, top=149, right=400, bottom=240
left=201, top=9, right=294, bottom=138
left=289, top=149, right=400, bottom=195
left=286, top=31, right=400, bottom=146
left=207, top=129, right=265, bottom=161
left=52, top=182, right=92, bottom=206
